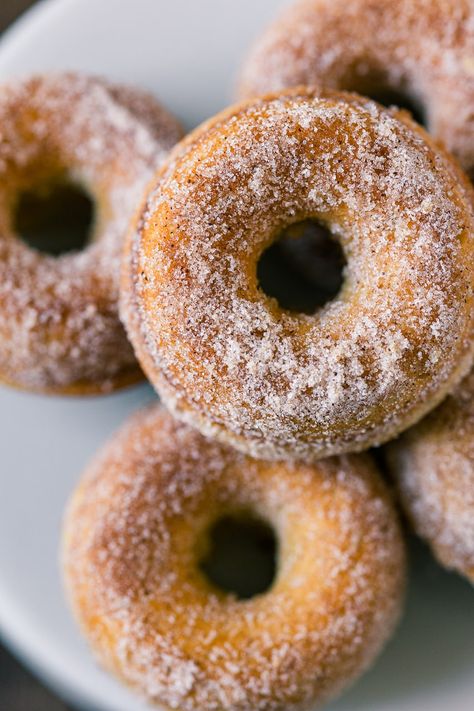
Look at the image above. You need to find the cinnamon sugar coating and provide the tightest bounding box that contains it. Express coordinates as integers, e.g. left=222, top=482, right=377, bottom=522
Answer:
left=63, top=405, right=406, bottom=711
left=387, top=369, right=474, bottom=583
left=239, top=0, right=474, bottom=176
left=0, top=73, right=182, bottom=394
left=121, top=88, right=474, bottom=461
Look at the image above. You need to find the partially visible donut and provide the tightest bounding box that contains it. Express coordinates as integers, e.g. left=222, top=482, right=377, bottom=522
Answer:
left=239, top=0, right=474, bottom=176
left=387, top=370, right=474, bottom=584
left=121, top=87, right=474, bottom=462
left=63, top=405, right=406, bottom=711
left=0, top=73, right=182, bottom=394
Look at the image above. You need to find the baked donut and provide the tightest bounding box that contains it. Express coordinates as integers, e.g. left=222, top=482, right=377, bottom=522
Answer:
left=63, top=405, right=406, bottom=711
left=239, top=0, right=474, bottom=176
left=387, top=369, right=474, bottom=583
left=0, top=73, right=182, bottom=394
left=121, top=88, right=474, bottom=462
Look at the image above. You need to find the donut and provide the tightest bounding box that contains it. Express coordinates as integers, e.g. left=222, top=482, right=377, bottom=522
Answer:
left=238, top=0, right=474, bottom=176
left=387, top=370, right=474, bottom=583
left=0, top=73, right=182, bottom=394
left=121, top=88, right=474, bottom=462
left=62, top=405, right=406, bottom=711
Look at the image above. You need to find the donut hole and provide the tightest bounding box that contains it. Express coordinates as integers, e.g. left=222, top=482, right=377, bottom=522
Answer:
left=346, top=71, right=426, bottom=126
left=199, top=513, right=278, bottom=599
left=257, top=219, right=346, bottom=314
left=14, top=181, right=95, bottom=256
left=364, top=86, right=426, bottom=126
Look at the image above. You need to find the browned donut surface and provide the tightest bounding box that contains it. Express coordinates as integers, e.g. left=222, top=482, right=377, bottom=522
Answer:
left=387, top=370, right=474, bottom=583
left=63, top=405, right=406, bottom=711
left=239, top=0, right=474, bottom=176
left=121, top=88, right=474, bottom=461
left=0, top=73, right=182, bottom=394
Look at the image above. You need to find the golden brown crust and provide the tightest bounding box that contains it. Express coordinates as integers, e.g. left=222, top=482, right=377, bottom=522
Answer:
left=0, top=73, right=182, bottom=395
left=0, top=362, right=144, bottom=397
left=238, top=0, right=474, bottom=176
left=63, top=405, right=406, bottom=711
left=387, top=370, right=474, bottom=583
left=121, top=88, right=474, bottom=461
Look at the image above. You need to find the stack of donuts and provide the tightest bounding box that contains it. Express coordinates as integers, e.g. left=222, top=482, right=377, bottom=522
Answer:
left=2, top=1, right=474, bottom=709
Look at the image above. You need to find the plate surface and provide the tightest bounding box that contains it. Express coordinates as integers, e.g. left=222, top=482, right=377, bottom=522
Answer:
left=0, top=1, right=473, bottom=710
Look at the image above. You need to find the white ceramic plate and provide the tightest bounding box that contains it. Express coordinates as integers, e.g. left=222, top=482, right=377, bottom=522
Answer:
left=0, top=1, right=473, bottom=709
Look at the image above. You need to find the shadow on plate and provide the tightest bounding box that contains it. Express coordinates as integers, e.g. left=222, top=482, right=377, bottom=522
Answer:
left=331, top=537, right=474, bottom=709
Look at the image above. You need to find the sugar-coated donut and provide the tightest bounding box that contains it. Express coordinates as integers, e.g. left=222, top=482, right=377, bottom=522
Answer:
left=121, top=88, right=474, bottom=462
left=0, top=73, right=182, bottom=394
left=239, top=0, right=474, bottom=176
left=387, top=370, right=474, bottom=584
left=63, top=406, right=405, bottom=711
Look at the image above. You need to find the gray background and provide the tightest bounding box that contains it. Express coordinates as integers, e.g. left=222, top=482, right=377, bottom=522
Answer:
left=0, top=3, right=70, bottom=708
